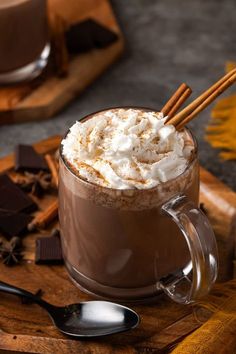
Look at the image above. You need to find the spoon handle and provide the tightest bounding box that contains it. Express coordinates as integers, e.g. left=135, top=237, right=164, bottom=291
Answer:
left=0, top=280, right=53, bottom=312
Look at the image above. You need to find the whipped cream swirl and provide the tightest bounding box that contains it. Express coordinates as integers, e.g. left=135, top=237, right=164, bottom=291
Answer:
left=62, top=108, right=193, bottom=189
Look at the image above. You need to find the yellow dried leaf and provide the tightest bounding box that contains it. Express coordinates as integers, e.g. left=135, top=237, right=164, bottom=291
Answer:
left=206, top=94, right=236, bottom=160
left=212, top=94, right=236, bottom=111
left=211, top=108, right=233, bottom=120
left=220, top=151, right=236, bottom=159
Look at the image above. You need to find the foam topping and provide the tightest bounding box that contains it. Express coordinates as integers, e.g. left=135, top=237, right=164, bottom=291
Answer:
left=62, top=108, right=193, bottom=189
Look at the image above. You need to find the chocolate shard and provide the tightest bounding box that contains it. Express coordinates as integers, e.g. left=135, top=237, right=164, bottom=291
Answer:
left=0, top=174, right=37, bottom=214
left=15, top=145, right=49, bottom=173
left=35, top=235, right=63, bottom=265
left=90, top=20, right=119, bottom=48
left=0, top=210, right=32, bottom=239
left=65, top=19, right=118, bottom=54
left=65, top=19, right=94, bottom=53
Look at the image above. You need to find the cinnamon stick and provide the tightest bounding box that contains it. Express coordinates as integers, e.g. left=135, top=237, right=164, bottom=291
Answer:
left=165, top=87, right=192, bottom=121
left=45, top=154, right=59, bottom=188
left=49, top=13, right=69, bottom=77
left=161, top=83, right=191, bottom=116
left=28, top=200, right=58, bottom=232
left=176, top=72, right=236, bottom=129
left=167, top=69, right=236, bottom=128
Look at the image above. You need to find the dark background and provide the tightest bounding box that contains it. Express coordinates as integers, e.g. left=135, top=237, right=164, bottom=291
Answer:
left=0, top=0, right=236, bottom=189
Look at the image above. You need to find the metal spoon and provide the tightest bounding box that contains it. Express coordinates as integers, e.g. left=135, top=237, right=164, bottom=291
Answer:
left=0, top=280, right=139, bottom=338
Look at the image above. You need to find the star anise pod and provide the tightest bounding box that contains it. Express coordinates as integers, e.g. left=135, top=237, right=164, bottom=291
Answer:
left=0, top=236, right=23, bottom=266
left=16, top=171, right=52, bottom=198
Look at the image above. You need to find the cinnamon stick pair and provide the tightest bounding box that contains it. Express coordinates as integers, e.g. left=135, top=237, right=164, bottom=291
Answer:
left=166, top=69, right=236, bottom=129
left=161, top=83, right=192, bottom=119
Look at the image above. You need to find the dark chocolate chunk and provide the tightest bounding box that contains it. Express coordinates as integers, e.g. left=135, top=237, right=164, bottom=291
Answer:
left=0, top=210, right=32, bottom=239
left=65, top=19, right=94, bottom=53
left=0, top=174, right=37, bottom=214
left=15, top=145, right=49, bottom=173
left=35, top=235, right=63, bottom=265
left=91, top=21, right=119, bottom=48
left=65, top=19, right=118, bottom=54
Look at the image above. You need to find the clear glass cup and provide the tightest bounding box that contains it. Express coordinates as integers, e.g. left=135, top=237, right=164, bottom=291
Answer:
left=0, top=0, right=50, bottom=84
left=59, top=108, right=218, bottom=304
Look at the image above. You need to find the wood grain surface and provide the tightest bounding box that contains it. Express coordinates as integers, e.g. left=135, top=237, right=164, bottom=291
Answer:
left=0, top=0, right=124, bottom=125
left=0, top=135, right=235, bottom=353
left=200, top=167, right=236, bottom=281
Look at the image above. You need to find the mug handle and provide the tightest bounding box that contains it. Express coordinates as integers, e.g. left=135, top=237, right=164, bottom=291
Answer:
left=158, top=194, right=218, bottom=304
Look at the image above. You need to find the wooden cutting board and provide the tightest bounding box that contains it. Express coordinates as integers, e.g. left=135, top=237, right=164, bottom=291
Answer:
left=0, top=135, right=236, bottom=354
left=0, top=0, right=124, bottom=125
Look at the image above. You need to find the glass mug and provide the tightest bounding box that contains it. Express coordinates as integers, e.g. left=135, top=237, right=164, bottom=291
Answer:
left=59, top=107, right=218, bottom=305
left=0, top=0, right=50, bottom=84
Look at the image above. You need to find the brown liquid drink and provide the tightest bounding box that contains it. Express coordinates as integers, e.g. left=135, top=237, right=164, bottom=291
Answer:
left=0, top=0, right=48, bottom=80
left=59, top=108, right=203, bottom=301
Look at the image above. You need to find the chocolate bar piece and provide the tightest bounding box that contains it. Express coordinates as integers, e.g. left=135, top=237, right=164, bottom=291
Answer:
left=65, top=19, right=118, bottom=54
left=0, top=174, right=37, bottom=214
left=15, top=145, right=49, bottom=173
left=91, top=20, right=119, bottom=48
left=0, top=210, right=32, bottom=239
left=35, top=235, right=63, bottom=265
left=65, top=20, right=94, bottom=53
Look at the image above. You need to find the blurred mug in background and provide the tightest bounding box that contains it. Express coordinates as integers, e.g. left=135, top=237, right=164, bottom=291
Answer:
left=0, top=0, right=50, bottom=84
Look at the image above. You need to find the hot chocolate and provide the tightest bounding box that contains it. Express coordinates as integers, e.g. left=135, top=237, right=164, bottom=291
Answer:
left=0, top=0, right=49, bottom=80
left=59, top=108, right=199, bottom=301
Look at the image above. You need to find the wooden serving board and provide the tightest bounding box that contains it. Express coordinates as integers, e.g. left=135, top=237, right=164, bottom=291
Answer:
left=0, top=0, right=124, bottom=125
left=0, top=135, right=236, bottom=354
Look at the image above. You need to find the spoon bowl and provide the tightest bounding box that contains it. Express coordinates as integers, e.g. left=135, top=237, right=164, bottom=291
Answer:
left=0, top=281, right=139, bottom=338
left=51, top=301, right=139, bottom=337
